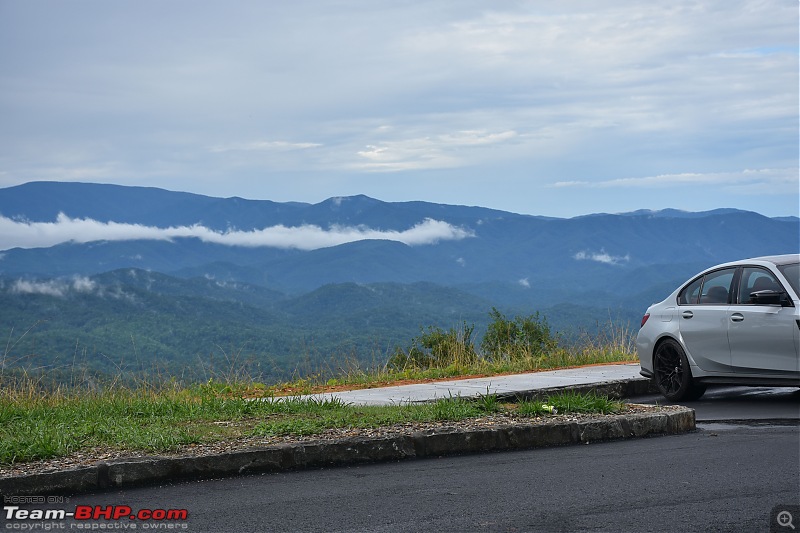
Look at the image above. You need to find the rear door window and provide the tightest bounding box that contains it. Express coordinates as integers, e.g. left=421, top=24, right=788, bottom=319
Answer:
left=678, top=267, right=736, bottom=305
left=678, top=277, right=703, bottom=304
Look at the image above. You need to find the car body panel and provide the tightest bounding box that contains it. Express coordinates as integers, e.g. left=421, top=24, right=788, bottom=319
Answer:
left=728, top=305, right=798, bottom=374
left=677, top=304, right=732, bottom=372
left=637, top=254, right=800, bottom=394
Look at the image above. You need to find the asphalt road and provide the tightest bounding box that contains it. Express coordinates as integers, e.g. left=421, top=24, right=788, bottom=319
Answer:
left=634, top=385, right=800, bottom=422
left=8, top=387, right=800, bottom=533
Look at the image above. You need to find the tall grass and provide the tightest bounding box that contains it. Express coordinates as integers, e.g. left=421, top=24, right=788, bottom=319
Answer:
left=303, top=314, right=638, bottom=395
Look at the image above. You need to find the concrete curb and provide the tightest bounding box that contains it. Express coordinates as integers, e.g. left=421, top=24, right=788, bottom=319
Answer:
left=497, top=377, right=659, bottom=403
left=0, top=406, right=694, bottom=497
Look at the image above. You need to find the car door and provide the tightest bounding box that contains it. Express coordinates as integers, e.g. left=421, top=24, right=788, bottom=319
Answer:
left=728, top=266, right=799, bottom=374
left=677, top=267, right=737, bottom=373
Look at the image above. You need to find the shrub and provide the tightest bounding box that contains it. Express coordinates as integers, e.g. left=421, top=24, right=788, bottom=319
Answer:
left=387, top=322, right=478, bottom=370
left=480, top=307, right=557, bottom=362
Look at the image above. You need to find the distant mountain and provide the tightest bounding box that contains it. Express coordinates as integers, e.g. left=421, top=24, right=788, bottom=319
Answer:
left=0, top=181, right=523, bottom=229
left=607, top=208, right=751, bottom=218
left=1, top=183, right=796, bottom=292
left=0, top=181, right=797, bottom=381
left=1, top=181, right=797, bottom=305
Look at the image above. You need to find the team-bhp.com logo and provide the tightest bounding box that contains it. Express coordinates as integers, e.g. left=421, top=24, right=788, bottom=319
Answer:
left=4, top=504, right=189, bottom=529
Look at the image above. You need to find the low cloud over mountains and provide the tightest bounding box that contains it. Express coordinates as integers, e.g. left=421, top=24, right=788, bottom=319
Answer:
left=0, top=213, right=473, bottom=251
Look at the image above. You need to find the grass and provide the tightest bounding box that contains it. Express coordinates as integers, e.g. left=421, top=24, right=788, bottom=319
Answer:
left=518, top=391, right=623, bottom=416
left=0, top=384, right=623, bottom=466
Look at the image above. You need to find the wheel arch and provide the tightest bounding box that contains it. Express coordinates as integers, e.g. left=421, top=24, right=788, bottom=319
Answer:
left=651, top=334, right=707, bottom=401
left=652, top=332, right=700, bottom=370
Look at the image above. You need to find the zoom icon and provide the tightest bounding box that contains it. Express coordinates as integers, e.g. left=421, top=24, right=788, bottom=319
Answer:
left=772, top=505, right=800, bottom=532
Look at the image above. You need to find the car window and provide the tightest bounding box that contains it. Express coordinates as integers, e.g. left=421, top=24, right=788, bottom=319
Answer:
left=777, top=263, right=799, bottom=297
left=737, top=267, right=783, bottom=304
left=678, top=277, right=703, bottom=304
left=678, top=267, right=735, bottom=305
left=699, top=268, right=735, bottom=304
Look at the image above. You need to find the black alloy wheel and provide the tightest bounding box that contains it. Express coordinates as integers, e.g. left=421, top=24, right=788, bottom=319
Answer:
left=653, top=338, right=706, bottom=401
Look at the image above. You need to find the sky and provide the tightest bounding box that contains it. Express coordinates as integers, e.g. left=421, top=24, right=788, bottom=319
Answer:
left=0, top=0, right=798, bottom=219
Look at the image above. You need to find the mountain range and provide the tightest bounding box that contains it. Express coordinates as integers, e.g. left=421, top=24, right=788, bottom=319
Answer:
left=0, top=181, right=797, bottom=381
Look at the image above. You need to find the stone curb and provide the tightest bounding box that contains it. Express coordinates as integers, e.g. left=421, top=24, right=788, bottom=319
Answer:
left=0, top=406, right=694, bottom=497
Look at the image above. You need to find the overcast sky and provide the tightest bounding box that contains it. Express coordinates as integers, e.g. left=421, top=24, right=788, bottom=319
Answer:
left=0, top=1, right=797, bottom=218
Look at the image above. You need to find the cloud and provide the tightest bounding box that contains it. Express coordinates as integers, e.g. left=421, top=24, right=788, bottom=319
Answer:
left=10, top=276, right=96, bottom=297
left=518, top=278, right=530, bottom=288
left=7, top=275, right=136, bottom=301
left=354, top=130, right=517, bottom=172
left=552, top=168, right=798, bottom=194
left=573, top=250, right=630, bottom=265
left=0, top=214, right=474, bottom=251
left=71, top=276, right=97, bottom=292
left=209, top=140, right=322, bottom=153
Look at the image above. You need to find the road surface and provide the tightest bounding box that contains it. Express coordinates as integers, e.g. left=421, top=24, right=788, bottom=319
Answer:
left=5, top=386, right=799, bottom=532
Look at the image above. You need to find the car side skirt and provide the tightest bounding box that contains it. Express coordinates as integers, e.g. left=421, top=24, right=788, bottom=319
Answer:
left=695, top=376, right=800, bottom=387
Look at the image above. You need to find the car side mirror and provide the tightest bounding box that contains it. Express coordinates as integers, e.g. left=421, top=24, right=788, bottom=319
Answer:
left=749, top=289, right=790, bottom=306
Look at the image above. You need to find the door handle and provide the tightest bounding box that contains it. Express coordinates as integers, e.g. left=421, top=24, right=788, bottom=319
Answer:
left=730, top=313, right=744, bottom=323
left=682, top=311, right=693, bottom=319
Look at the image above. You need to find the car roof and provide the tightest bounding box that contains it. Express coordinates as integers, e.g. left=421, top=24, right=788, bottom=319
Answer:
left=744, top=254, right=799, bottom=266
left=706, top=254, right=799, bottom=272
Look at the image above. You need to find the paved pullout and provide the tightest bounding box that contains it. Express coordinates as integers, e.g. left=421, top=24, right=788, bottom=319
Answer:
left=0, top=365, right=695, bottom=497
left=301, top=363, right=647, bottom=405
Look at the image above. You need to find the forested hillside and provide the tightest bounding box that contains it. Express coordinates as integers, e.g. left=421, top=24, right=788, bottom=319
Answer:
left=1, top=182, right=796, bottom=383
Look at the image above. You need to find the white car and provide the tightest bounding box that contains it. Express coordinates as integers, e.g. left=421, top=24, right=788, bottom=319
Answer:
left=637, top=254, right=800, bottom=401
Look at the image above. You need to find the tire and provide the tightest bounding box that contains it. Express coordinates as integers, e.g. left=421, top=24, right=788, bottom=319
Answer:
left=653, top=338, right=706, bottom=402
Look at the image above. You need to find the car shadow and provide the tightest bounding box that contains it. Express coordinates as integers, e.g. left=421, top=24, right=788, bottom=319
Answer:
left=632, top=386, right=800, bottom=421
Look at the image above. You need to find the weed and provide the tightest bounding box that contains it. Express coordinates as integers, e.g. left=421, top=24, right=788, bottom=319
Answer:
left=546, top=391, right=623, bottom=414
left=475, top=387, right=501, bottom=413
left=428, top=394, right=480, bottom=421
left=517, top=400, right=557, bottom=416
